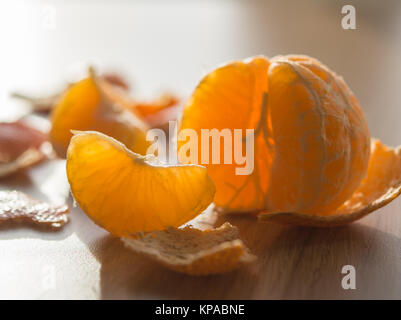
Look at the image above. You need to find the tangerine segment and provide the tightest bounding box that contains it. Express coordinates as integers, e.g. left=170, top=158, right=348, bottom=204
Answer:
left=276, top=55, right=371, bottom=214
left=179, top=56, right=271, bottom=212
left=179, top=55, right=370, bottom=215
left=0, top=190, right=69, bottom=228
left=122, top=222, right=255, bottom=275
left=50, top=70, right=149, bottom=158
left=266, top=58, right=370, bottom=215
left=259, top=140, right=401, bottom=226
left=66, top=131, right=216, bottom=237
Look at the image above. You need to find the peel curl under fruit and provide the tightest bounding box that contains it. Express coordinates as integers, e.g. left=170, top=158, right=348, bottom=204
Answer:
left=259, top=139, right=401, bottom=226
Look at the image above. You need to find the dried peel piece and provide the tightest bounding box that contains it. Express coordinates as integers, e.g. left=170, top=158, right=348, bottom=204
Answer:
left=11, top=91, right=61, bottom=113
left=259, top=139, right=401, bottom=227
left=0, top=121, right=50, bottom=178
left=100, top=72, right=130, bottom=91
left=122, top=222, right=255, bottom=275
left=0, top=190, right=69, bottom=228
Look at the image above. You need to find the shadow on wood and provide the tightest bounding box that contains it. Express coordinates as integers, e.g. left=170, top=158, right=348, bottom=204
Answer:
left=81, top=213, right=401, bottom=299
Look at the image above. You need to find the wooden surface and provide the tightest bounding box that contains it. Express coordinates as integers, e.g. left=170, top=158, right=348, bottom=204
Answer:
left=1, top=0, right=401, bottom=299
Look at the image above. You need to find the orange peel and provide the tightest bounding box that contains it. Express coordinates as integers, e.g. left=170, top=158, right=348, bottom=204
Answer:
left=259, top=139, right=401, bottom=226
left=0, top=121, right=50, bottom=178
left=133, top=92, right=179, bottom=117
left=122, top=222, right=255, bottom=275
left=0, top=190, right=69, bottom=228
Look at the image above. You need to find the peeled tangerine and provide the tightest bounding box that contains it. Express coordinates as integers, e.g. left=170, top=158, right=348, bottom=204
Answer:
left=50, top=68, right=149, bottom=158
left=66, top=131, right=254, bottom=274
left=180, top=55, right=401, bottom=226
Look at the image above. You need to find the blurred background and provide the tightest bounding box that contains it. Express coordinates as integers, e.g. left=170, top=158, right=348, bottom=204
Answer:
left=1, top=0, right=401, bottom=300
left=1, top=0, right=401, bottom=145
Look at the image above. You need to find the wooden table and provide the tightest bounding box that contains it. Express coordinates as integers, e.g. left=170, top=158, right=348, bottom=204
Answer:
left=1, top=0, right=400, bottom=299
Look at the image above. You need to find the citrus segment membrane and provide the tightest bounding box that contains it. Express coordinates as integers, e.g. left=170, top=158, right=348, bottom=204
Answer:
left=266, top=58, right=370, bottom=215
left=0, top=190, right=69, bottom=228
left=0, top=121, right=50, bottom=177
left=179, top=56, right=271, bottom=213
left=259, top=140, right=401, bottom=226
left=66, top=131, right=216, bottom=237
left=122, top=222, right=255, bottom=275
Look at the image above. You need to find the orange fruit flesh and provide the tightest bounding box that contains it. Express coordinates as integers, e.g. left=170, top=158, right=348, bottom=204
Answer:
left=50, top=73, right=149, bottom=158
left=267, top=57, right=370, bottom=214
left=66, top=131, right=215, bottom=237
left=179, top=55, right=371, bottom=216
left=180, top=57, right=272, bottom=213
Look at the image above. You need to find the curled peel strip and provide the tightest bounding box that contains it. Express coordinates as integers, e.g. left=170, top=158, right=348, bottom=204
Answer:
left=122, top=222, right=255, bottom=276
left=0, top=121, right=50, bottom=178
left=259, top=139, right=401, bottom=226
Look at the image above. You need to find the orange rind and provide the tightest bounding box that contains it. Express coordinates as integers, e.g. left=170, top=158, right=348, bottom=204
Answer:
left=133, top=92, right=179, bottom=117
left=0, top=190, right=69, bottom=228
left=66, top=131, right=216, bottom=237
left=259, top=139, right=401, bottom=226
left=122, top=222, right=255, bottom=275
left=132, top=92, right=180, bottom=129
left=0, top=121, right=51, bottom=178
left=86, top=74, right=180, bottom=128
